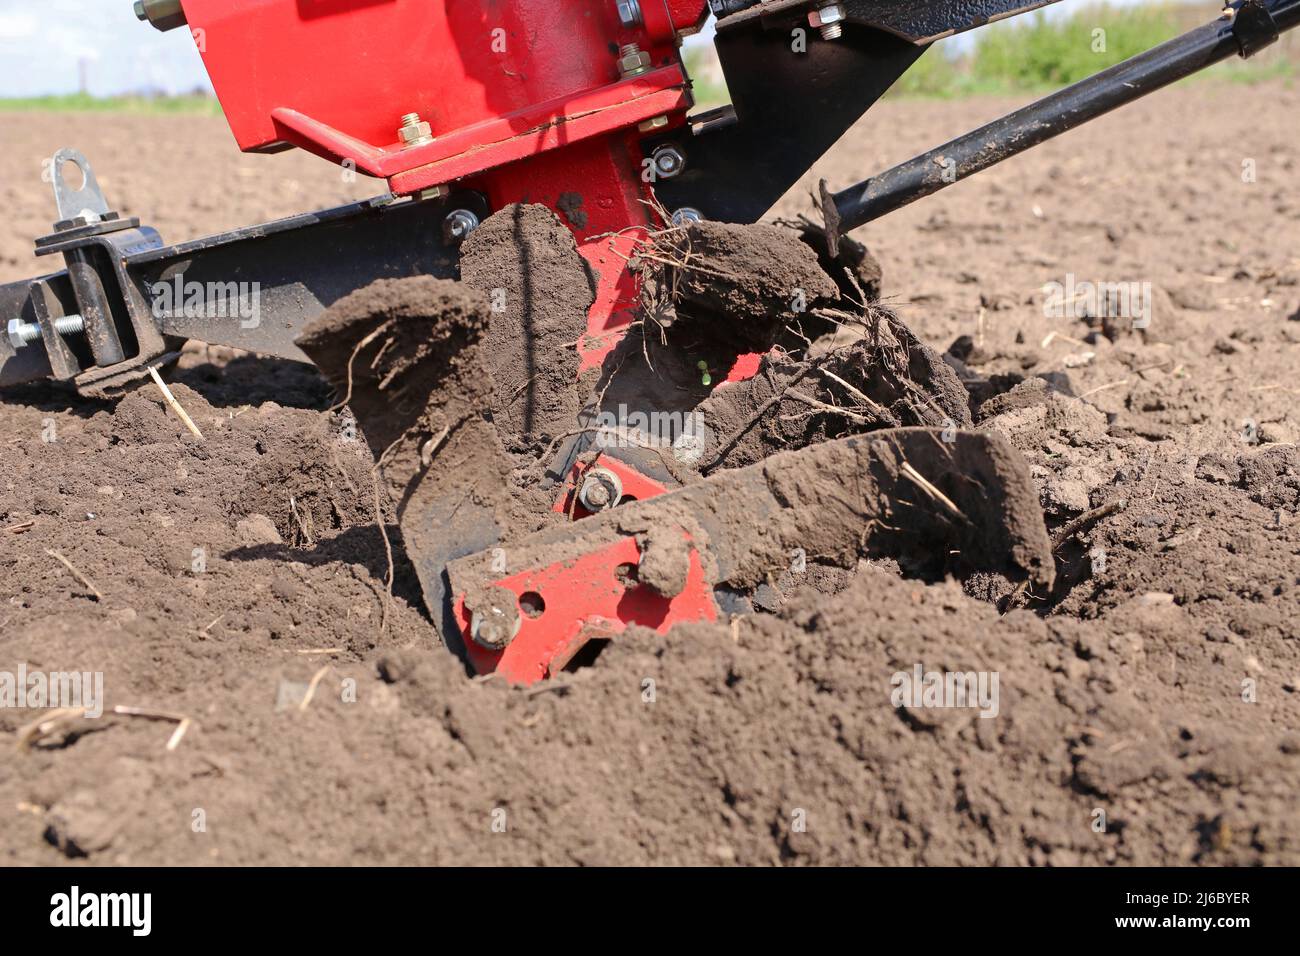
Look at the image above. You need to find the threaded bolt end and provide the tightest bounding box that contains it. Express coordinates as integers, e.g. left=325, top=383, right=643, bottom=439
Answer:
left=820, top=22, right=843, bottom=40
left=7, top=314, right=85, bottom=349
left=54, top=314, right=85, bottom=337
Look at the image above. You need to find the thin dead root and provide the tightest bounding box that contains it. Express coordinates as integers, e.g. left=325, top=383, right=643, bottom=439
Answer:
left=299, top=666, right=332, bottom=712
left=372, top=436, right=403, bottom=632
left=329, top=320, right=392, bottom=413
left=816, top=367, right=889, bottom=417
left=149, top=367, right=205, bottom=441
left=786, top=389, right=874, bottom=426
left=898, top=460, right=966, bottom=521
left=112, top=705, right=194, bottom=751
left=16, top=708, right=92, bottom=753
left=45, top=549, right=103, bottom=602
left=288, top=496, right=314, bottom=546
left=1052, top=499, right=1128, bottom=551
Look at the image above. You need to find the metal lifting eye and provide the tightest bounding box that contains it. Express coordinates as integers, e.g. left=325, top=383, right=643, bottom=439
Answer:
left=50, top=148, right=111, bottom=225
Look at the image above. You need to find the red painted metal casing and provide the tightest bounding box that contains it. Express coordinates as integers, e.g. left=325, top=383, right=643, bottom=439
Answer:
left=182, top=0, right=704, bottom=171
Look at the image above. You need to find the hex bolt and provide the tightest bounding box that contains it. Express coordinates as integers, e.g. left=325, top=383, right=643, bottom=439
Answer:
left=398, top=112, right=434, bottom=148
left=6, top=314, right=85, bottom=350
left=671, top=207, right=704, bottom=227
left=443, top=209, right=481, bottom=244
left=470, top=605, right=521, bottom=651
left=809, top=3, right=847, bottom=40
left=651, top=144, right=686, bottom=179
left=616, top=0, right=643, bottom=29
left=617, top=43, right=652, bottom=78
left=578, top=467, right=624, bottom=513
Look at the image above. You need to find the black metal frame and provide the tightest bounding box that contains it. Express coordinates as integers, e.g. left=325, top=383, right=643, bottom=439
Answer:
left=718, top=0, right=1058, bottom=42
left=650, top=0, right=1056, bottom=223
left=1, top=183, right=482, bottom=391
left=649, top=20, right=925, bottom=224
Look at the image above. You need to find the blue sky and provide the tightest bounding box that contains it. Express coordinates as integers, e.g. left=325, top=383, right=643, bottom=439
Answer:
left=0, top=0, right=211, bottom=96
left=0, top=0, right=1161, bottom=98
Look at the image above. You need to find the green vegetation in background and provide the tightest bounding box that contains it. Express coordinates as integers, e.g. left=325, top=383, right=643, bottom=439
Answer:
left=0, top=92, right=222, bottom=115
left=969, top=3, right=1179, bottom=90
left=682, top=2, right=1296, bottom=103
left=891, top=1, right=1296, bottom=97
left=888, top=49, right=964, bottom=98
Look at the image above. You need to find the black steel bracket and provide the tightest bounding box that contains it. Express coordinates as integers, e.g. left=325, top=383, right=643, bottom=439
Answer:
left=650, top=21, right=924, bottom=224
left=653, top=1, right=1060, bottom=225
left=1232, top=0, right=1281, bottom=56
left=1, top=159, right=480, bottom=393
left=717, top=0, right=1057, bottom=43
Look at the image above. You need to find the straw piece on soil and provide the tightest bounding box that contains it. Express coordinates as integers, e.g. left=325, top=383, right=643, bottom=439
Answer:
left=45, top=548, right=103, bottom=601
left=149, top=366, right=205, bottom=440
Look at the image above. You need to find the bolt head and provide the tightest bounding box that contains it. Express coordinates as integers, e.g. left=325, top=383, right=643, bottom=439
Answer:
left=809, top=4, right=847, bottom=28
left=7, top=318, right=29, bottom=350
left=616, top=0, right=643, bottom=28
left=578, top=468, right=624, bottom=513
left=618, top=47, right=652, bottom=77
left=443, top=209, right=480, bottom=244
left=470, top=605, right=521, bottom=651
left=671, top=207, right=704, bottom=227
left=652, top=145, right=685, bottom=179
left=581, top=479, right=613, bottom=509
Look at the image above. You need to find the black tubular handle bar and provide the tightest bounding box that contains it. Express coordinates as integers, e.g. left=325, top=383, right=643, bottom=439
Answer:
left=823, top=0, right=1300, bottom=245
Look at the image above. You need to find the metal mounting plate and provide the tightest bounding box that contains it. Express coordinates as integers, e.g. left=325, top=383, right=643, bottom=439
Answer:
left=50, top=148, right=112, bottom=223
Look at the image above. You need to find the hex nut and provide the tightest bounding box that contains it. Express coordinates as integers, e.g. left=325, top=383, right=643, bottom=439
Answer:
left=578, top=468, right=624, bottom=513
left=809, top=4, right=847, bottom=28
left=618, top=45, right=652, bottom=78
left=616, top=0, right=643, bottom=28
left=7, top=319, right=28, bottom=350
left=399, top=120, right=434, bottom=148
left=652, top=145, right=686, bottom=179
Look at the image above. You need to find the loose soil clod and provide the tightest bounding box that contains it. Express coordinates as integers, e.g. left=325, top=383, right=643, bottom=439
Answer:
left=460, top=203, right=597, bottom=449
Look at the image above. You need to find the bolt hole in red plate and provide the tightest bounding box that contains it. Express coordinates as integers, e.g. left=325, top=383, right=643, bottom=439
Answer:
left=456, top=534, right=717, bottom=685
left=519, top=591, right=545, bottom=619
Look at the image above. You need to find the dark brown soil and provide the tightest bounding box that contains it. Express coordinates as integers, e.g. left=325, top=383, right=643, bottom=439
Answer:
left=652, top=221, right=841, bottom=351
left=696, top=311, right=973, bottom=472
left=296, top=276, right=518, bottom=647
left=459, top=203, right=596, bottom=449
left=2, top=87, right=1298, bottom=866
